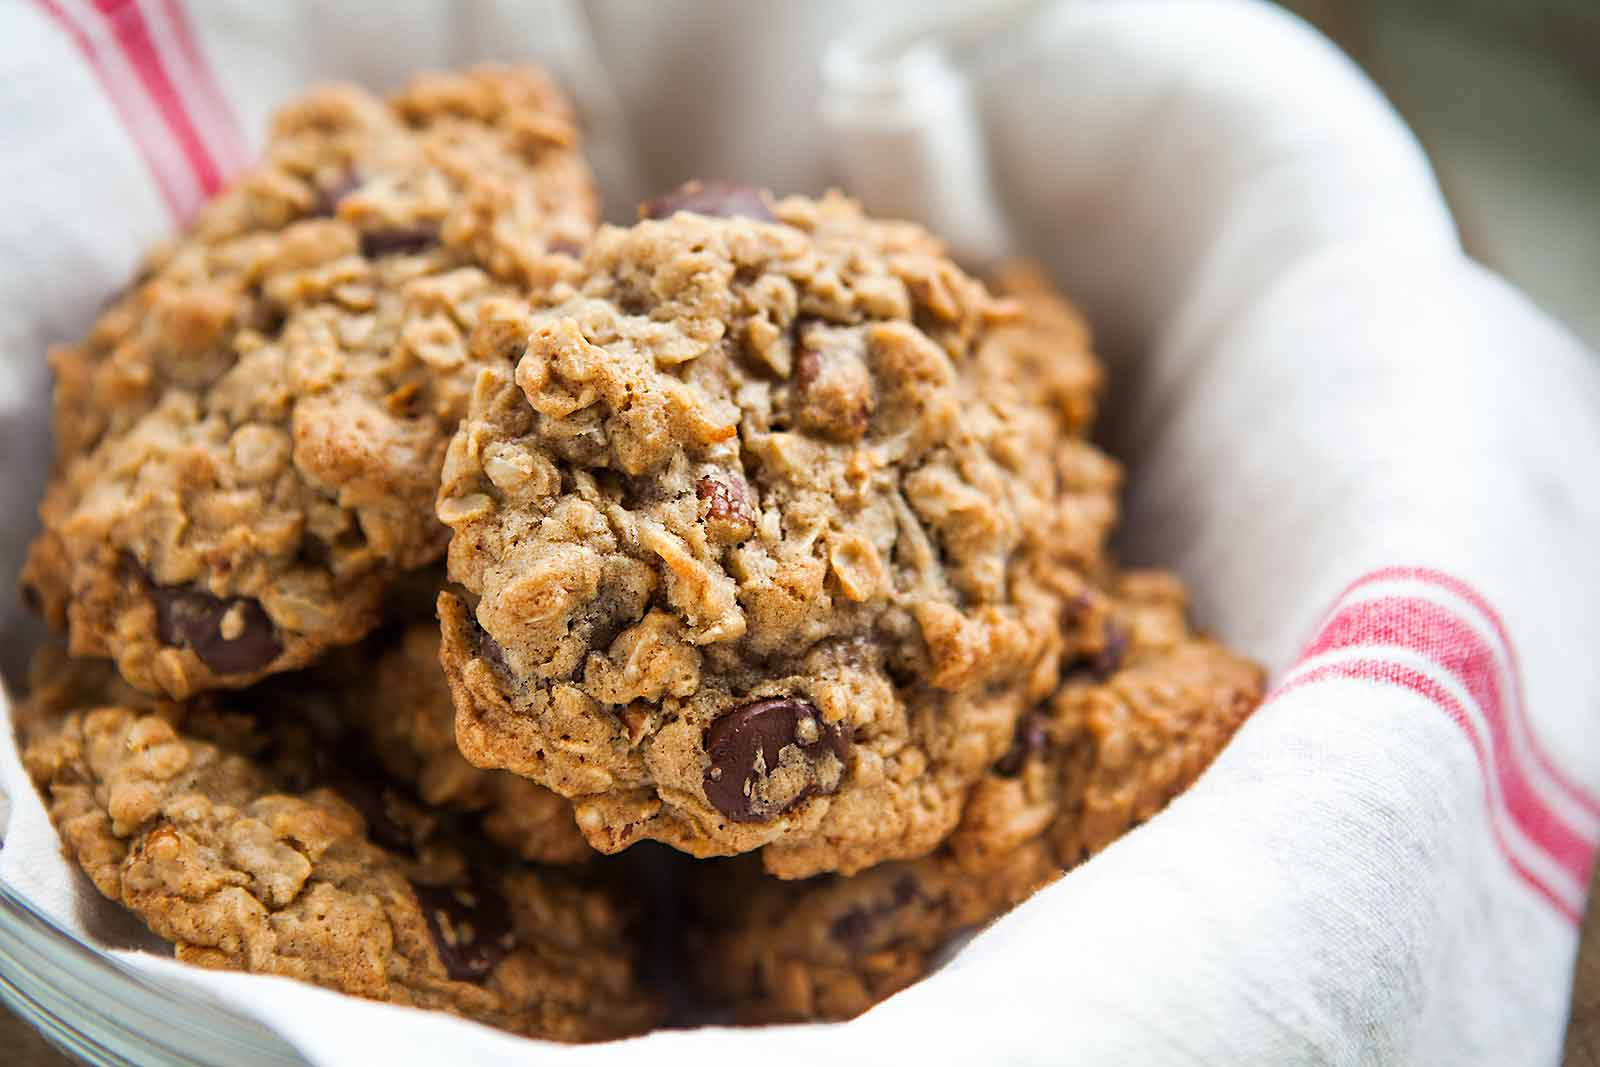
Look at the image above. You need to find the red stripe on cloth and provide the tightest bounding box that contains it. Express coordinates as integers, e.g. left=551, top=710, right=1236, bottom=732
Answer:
left=1274, top=659, right=1583, bottom=924
left=1306, top=596, right=1595, bottom=880
left=35, top=0, right=188, bottom=217
left=90, top=0, right=225, bottom=200
left=155, top=0, right=249, bottom=174
left=1354, top=565, right=1600, bottom=819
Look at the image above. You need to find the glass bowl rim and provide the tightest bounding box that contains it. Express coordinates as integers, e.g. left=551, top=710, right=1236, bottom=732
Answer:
left=0, top=876, right=306, bottom=1067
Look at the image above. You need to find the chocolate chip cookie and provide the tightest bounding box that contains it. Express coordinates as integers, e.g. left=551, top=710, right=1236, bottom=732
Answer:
left=305, top=622, right=591, bottom=865
left=435, top=193, right=1121, bottom=877
left=21, top=66, right=596, bottom=698
left=691, top=569, right=1264, bottom=1022
left=18, top=651, right=655, bottom=1042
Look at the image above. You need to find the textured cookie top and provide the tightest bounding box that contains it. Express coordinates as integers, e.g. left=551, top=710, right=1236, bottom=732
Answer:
left=22, top=67, right=596, bottom=698
left=693, top=570, right=1265, bottom=1023
left=437, top=191, right=1119, bottom=876
left=18, top=650, right=653, bottom=1042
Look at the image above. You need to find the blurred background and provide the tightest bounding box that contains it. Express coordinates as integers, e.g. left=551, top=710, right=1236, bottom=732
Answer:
left=1285, top=6, right=1600, bottom=1065
left=1286, top=0, right=1600, bottom=351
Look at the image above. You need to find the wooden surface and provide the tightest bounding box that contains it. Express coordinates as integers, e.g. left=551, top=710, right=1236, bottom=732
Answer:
left=1569, top=863, right=1600, bottom=1066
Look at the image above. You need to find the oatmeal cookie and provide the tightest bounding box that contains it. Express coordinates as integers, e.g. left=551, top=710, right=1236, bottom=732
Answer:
left=21, top=66, right=596, bottom=698
left=692, top=571, right=1264, bottom=1022
left=436, top=189, right=1120, bottom=877
left=306, top=622, right=591, bottom=865
left=19, top=653, right=655, bottom=1042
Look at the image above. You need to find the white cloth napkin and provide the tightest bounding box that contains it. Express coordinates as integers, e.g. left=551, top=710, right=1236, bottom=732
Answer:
left=2, top=1, right=1598, bottom=1063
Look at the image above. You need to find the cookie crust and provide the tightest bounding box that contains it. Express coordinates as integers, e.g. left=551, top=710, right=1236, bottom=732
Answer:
left=436, top=210, right=1120, bottom=877
left=22, top=67, right=597, bottom=698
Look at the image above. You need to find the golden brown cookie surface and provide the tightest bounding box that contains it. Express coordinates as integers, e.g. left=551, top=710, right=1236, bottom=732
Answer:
left=21, top=67, right=596, bottom=698
left=19, top=651, right=654, bottom=1042
left=436, top=200, right=1120, bottom=877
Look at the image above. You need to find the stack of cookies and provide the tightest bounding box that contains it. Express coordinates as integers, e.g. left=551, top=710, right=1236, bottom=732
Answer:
left=12, top=66, right=1264, bottom=1041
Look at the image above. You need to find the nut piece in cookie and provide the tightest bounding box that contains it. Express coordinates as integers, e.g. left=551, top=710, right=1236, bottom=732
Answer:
left=692, top=571, right=1265, bottom=1022
left=436, top=191, right=1120, bottom=877
left=18, top=651, right=655, bottom=1042
left=20, top=66, right=597, bottom=699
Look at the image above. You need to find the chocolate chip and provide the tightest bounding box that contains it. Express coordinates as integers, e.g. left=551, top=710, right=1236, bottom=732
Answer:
left=892, top=874, right=918, bottom=906
left=830, top=909, right=873, bottom=954
left=993, top=712, right=1048, bottom=777
left=344, top=783, right=415, bottom=853
left=360, top=223, right=439, bottom=258
left=1092, top=621, right=1128, bottom=680
left=639, top=181, right=775, bottom=222
left=150, top=584, right=282, bottom=675
left=829, top=875, right=921, bottom=954
left=696, top=473, right=757, bottom=541
left=321, top=759, right=415, bottom=853
left=548, top=237, right=584, bottom=257
left=413, top=879, right=516, bottom=982
left=303, top=724, right=425, bottom=854
left=313, top=171, right=361, bottom=218
left=20, top=581, right=42, bottom=616
left=702, top=698, right=849, bottom=822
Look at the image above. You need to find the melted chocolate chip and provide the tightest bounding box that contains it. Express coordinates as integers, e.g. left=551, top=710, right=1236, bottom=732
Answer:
left=360, top=223, right=440, bottom=258
left=413, top=879, right=516, bottom=982
left=1092, top=622, right=1129, bottom=680
left=639, top=181, right=775, bottom=222
left=317, top=755, right=415, bottom=853
left=993, top=712, right=1048, bottom=778
left=344, top=785, right=414, bottom=853
left=300, top=713, right=427, bottom=855
left=702, top=698, right=849, bottom=822
left=150, top=584, right=282, bottom=675
left=830, top=908, right=874, bottom=954
left=829, top=874, right=922, bottom=954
